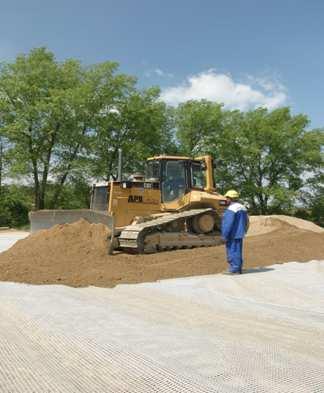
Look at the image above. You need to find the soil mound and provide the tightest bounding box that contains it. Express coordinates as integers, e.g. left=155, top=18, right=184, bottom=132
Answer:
left=0, top=219, right=111, bottom=285
left=247, top=215, right=324, bottom=237
left=0, top=217, right=323, bottom=288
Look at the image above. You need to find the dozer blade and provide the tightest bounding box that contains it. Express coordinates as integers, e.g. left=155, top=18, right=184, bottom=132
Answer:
left=29, top=209, right=114, bottom=233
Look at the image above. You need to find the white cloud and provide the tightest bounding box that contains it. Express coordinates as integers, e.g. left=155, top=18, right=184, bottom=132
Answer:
left=144, top=68, right=174, bottom=79
left=154, top=68, right=164, bottom=76
left=160, top=70, right=287, bottom=110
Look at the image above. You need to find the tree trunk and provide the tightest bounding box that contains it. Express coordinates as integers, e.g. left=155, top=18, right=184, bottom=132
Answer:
left=27, top=132, right=41, bottom=209
left=32, top=159, right=41, bottom=209
left=106, top=147, right=119, bottom=181
left=257, top=193, right=267, bottom=215
left=249, top=197, right=257, bottom=214
left=26, top=124, right=41, bottom=210
left=51, top=146, right=81, bottom=208
left=51, top=126, right=86, bottom=208
left=39, top=160, right=50, bottom=210
left=38, top=125, right=59, bottom=209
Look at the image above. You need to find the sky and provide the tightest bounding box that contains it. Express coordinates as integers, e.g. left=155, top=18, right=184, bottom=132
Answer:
left=1, top=0, right=324, bottom=127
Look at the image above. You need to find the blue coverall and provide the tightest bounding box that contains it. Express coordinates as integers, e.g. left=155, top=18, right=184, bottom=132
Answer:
left=221, top=202, right=248, bottom=273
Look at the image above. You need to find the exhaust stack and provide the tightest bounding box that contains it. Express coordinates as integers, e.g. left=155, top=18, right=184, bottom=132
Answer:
left=117, top=148, right=122, bottom=182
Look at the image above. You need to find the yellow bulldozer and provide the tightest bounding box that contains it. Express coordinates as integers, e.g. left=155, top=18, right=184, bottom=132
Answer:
left=29, top=154, right=228, bottom=253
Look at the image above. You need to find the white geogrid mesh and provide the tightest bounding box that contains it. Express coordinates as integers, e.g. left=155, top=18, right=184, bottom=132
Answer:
left=0, top=260, right=324, bottom=392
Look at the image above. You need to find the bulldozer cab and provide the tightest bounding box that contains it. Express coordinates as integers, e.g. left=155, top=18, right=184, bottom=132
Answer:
left=145, top=155, right=215, bottom=204
left=88, top=155, right=218, bottom=227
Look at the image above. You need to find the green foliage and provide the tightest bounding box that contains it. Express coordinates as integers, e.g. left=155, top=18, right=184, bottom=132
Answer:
left=298, top=163, right=324, bottom=227
left=46, top=179, right=91, bottom=210
left=175, top=102, right=323, bottom=215
left=0, top=48, right=135, bottom=209
left=91, top=86, right=176, bottom=180
left=0, top=186, right=31, bottom=227
left=176, top=100, right=223, bottom=155
left=0, top=48, right=177, bottom=209
left=310, top=194, right=324, bottom=227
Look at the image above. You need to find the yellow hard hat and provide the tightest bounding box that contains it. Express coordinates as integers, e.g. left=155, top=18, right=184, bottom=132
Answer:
left=224, top=190, right=239, bottom=199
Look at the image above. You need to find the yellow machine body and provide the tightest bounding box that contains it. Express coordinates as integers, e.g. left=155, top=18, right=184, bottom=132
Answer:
left=107, top=181, right=161, bottom=227
left=106, top=155, right=227, bottom=228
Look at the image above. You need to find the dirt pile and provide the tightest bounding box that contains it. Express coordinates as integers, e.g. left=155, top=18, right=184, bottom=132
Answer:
left=0, top=217, right=323, bottom=288
left=247, top=215, right=324, bottom=236
left=0, top=220, right=111, bottom=285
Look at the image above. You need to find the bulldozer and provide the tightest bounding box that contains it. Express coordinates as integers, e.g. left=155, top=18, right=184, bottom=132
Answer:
left=29, top=153, right=228, bottom=253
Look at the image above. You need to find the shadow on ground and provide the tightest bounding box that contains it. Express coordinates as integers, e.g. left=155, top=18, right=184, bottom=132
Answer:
left=242, top=267, right=275, bottom=274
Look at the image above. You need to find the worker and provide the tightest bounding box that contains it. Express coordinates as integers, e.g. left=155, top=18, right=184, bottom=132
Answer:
left=221, top=190, right=249, bottom=275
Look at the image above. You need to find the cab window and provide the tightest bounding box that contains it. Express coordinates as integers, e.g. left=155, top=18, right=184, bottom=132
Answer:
left=162, top=160, right=186, bottom=202
left=191, top=161, right=206, bottom=189
left=145, top=161, right=160, bottom=180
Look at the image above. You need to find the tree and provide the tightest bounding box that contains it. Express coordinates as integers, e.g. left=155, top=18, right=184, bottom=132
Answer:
left=91, top=86, right=176, bottom=180
left=175, top=102, right=323, bottom=215
left=48, top=60, right=136, bottom=207
left=0, top=48, right=81, bottom=208
left=298, top=129, right=324, bottom=225
left=175, top=100, right=224, bottom=155
left=0, top=48, right=136, bottom=209
left=211, top=108, right=323, bottom=214
left=0, top=184, right=31, bottom=227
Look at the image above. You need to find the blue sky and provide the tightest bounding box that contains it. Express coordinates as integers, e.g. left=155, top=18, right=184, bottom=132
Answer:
left=1, top=0, right=324, bottom=127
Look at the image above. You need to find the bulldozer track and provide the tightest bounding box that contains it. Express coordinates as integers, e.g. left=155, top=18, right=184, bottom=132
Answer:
left=118, top=208, right=223, bottom=253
